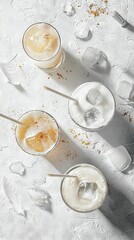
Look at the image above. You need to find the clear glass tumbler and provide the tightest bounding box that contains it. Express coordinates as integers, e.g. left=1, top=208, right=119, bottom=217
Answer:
left=16, top=110, right=60, bottom=156
left=22, top=22, right=65, bottom=71
left=68, top=82, right=116, bottom=132
left=60, top=164, right=108, bottom=213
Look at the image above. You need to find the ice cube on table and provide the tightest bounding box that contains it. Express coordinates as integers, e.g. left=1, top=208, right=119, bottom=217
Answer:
left=122, top=52, right=134, bottom=74
left=84, top=108, right=102, bottom=125
left=116, top=81, right=133, bottom=100
left=107, top=146, right=131, bottom=172
left=0, top=54, right=21, bottom=85
left=74, top=21, right=91, bottom=40
left=9, top=161, right=26, bottom=176
left=87, top=88, right=103, bottom=105
left=78, top=181, right=98, bottom=201
left=82, top=47, right=107, bottom=70
left=82, top=47, right=101, bottom=69
left=29, top=187, right=51, bottom=208
left=2, top=177, right=26, bottom=217
left=61, top=2, right=75, bottom=16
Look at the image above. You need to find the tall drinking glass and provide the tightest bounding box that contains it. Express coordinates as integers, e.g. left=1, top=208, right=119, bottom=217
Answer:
left=22, top=22, right=64, bottom=71
left=16, top=110, right=60, bottom=156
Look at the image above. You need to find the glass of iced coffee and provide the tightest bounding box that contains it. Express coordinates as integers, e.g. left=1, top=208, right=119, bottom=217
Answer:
left=68, top=82, right=116, bottom=131
left=15, top=110, right=60, bottom=155
left=61, top=164, right=108, bottom=212
left=22, top=22, right=64, bottom=71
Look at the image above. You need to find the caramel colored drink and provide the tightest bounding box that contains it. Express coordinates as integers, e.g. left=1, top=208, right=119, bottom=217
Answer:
left=23, top=23, right=64, bottom=70
left=16, top=110, right=59, bottom=155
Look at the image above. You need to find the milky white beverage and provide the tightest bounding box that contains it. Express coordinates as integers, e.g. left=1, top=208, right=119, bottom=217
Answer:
left=69, top=82, right=115, bottom=131
left=16, top=110, right=59, bottom=155
left=23, top=23, right=64, bottom=70
left=61, top=164, right=107, bottom=212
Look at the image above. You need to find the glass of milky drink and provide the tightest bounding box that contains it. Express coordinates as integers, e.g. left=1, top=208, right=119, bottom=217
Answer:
left=22, top=22, right=64, bottom=71
left=68, top=82, right=116, bottom=131
left=61, top=164, right=108, bottom=212
left=15, top=110, right=60, bottom=155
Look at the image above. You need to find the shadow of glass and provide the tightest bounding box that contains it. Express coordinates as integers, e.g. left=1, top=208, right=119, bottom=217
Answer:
left=100, top=185, right=134, bottom=239
left=13, top=83, right=27, bottom=93
left=99, top=111, right=134, bottom=148
left=40, top=50, right=104, bottom=91
left=126, top=23, right=134, bottom=33
left=39, top=197, right=53, bottom=213
left=46, top=128, right=90, bottom=173
left=125, top=70, right=134, bottom=79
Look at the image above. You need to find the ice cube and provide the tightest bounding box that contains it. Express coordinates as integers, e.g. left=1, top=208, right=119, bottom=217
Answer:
left=25, top=132, right=48, bottom=152
left=87, top=88, right=103, bottom=105
left=61, top=2, right=75, bottom=16
left=82, top=47, right=107, bottom=70
left=107, top=146, right=131, bottom=172
left=116, top=81, right=133, bottom=100
left=0, top=54, right=21, bottom=85
left=29, top=187, right=51, bottom=208
left=2, top=177, right=26, bottom=217
left=84, top=108, right=102, bottom=125
left=9, top=161, right=26, bottom=176
left=82, top=47, right=101, bottom=69
left=122, top=52, right=134, bottom=74
left=74, top=21, right=91, bottom=40
left=78, top=181, right=98, bottom=201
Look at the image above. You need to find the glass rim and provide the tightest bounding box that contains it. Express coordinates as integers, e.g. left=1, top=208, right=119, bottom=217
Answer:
left=68, top=82, right=116, bottom=132
left=15, top=109, right=60, bottom=156
left=60, top=163, right=108, bottom=213
left=22, top=22, right=61, bottom=62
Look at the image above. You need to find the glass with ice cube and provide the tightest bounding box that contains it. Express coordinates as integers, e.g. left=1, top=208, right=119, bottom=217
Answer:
left=81, top=47, right=108, bottom=71
left=68, top=82, right=116, bottom=131
left=22, top=22, right=64, bottom=71
left=60, top=164, right=108, bottom=212
left=15, top=110, right=60, bottom=155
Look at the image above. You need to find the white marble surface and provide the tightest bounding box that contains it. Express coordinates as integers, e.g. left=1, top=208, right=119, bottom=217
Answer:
left=0, top=0, right=134, bottom=239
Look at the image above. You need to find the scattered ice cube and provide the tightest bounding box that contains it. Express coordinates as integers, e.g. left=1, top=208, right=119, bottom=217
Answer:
left=122, top=52, right=134, bottom=74
left=9, top=161, right=26, bottom=176
left=78, top=181, right=98, bottom=200
left=82, top=47, right=107, bottom=70
left=84, top=108, right=103, bottom=125
left=2, top=177, right=26, bottom=217
left=82, top=47, right=100, bottom=69
left=107, top=146, right=131, bottom=172
left=116, top=81, right=133, bottom=100
left=0, top=54, right=21, bottom=85
left=74, top=21, right=91, bottom=40
left=87, top=88, right=103, bottom=105
left=29, top=187, right=51, bottom=208
left=61, top=2, right=75, bottom=16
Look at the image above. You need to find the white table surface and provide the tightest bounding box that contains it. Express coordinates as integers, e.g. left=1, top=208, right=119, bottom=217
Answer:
left=0, top=0, right=134, bottom=239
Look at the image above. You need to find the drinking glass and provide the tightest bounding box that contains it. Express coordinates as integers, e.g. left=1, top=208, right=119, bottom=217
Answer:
left=16, top=110, right=60, bottom=156
left=22, top=22, right=65, bottom=71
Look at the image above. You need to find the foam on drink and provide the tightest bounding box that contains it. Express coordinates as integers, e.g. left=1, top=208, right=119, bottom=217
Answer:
left=23, top=23, right=63, bottom=69
left=69, top=82, right=115, bottom=130
left=16, top=111, right=59, bottom=155
left=61, top=164, right=107, bottom=212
